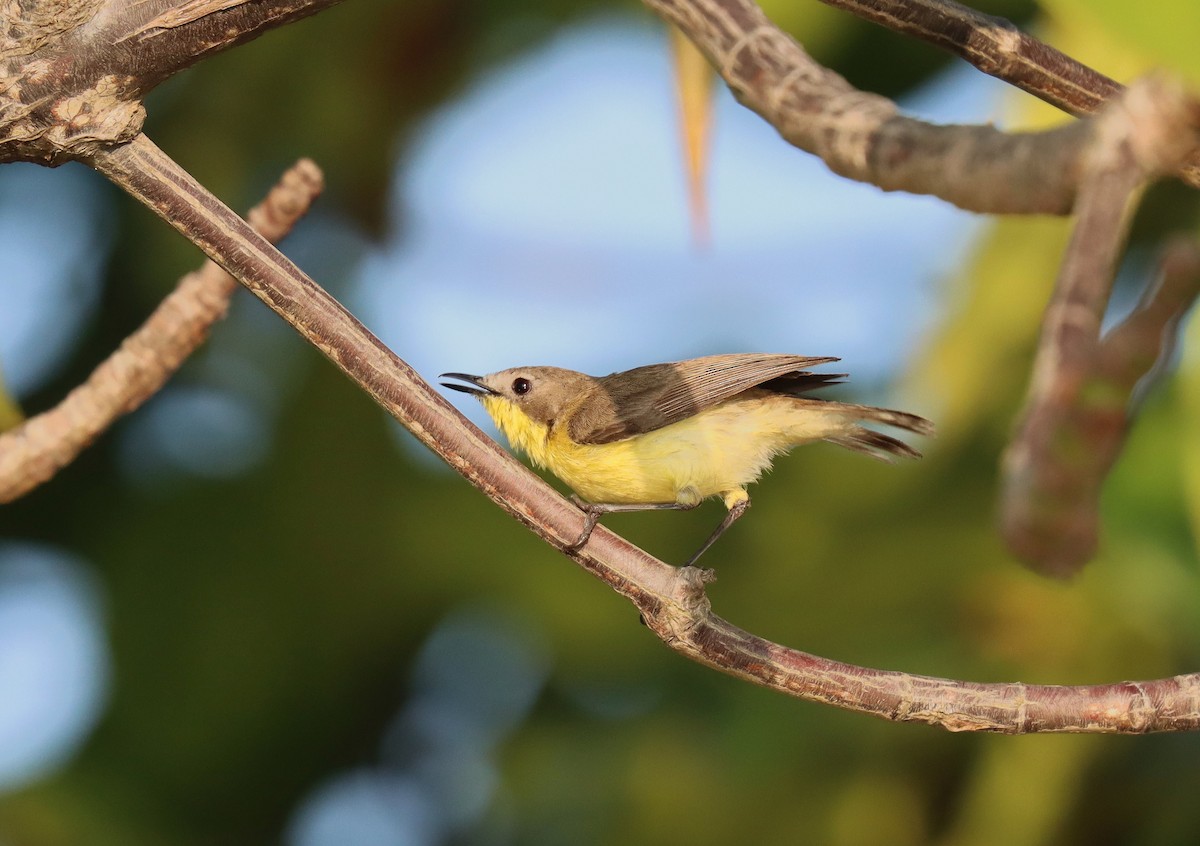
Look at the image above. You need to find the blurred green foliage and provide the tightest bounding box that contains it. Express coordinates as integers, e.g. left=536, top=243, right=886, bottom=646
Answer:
left=3, top=0, right=1200, bottom=844
left=1039, top=0, right=1200, bottom=87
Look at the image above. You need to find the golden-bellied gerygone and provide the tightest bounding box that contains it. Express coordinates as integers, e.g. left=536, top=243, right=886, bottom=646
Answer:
left=440, top=353, right=932, bottom=566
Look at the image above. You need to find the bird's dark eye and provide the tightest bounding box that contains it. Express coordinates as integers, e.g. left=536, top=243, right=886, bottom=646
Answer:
left=512, top=377, right=531, bottom=395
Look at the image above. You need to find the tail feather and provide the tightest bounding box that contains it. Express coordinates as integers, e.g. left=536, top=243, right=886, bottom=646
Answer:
left=761, top=372, right=848, bottom=395
left=819, top=402, right=934, bottom=462
left=825, top=428, right=922, bottom=462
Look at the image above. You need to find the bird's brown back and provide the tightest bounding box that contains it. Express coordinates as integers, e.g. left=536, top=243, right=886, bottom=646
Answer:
left=566, top=353, right=842, bottom=445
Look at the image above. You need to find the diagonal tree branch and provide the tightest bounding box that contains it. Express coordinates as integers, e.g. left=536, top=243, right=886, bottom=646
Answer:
left=0, top=157, right=323, bottom=503
left=83, top=131, right=1200, bottom=733
left=815, top=0, right=1121, bottom=116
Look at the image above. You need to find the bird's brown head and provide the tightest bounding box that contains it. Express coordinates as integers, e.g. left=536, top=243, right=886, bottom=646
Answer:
left=439, top=367, right=596, bottom=450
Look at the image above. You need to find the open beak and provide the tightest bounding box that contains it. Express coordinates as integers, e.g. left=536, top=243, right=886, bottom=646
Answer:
left=438, top=373, right=497, bottom=397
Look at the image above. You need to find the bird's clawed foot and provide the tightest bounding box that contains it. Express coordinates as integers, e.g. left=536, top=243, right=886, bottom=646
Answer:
left=681, top=496, right=750, bottom=568
left=566, top=496, right=602, bottom=553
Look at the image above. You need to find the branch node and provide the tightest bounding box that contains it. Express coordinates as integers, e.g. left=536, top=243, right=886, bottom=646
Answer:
left=1092, top=73, right=1200, bottom=178
left=671, top=565, right=714, bottom=611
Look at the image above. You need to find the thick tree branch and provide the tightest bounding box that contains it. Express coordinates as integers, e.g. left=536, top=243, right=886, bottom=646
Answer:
left=999, top=76, right=1200, bottom=576
left=0, top=157, right=322, bottom=503
left=83, top=132, right=1200, bottom=733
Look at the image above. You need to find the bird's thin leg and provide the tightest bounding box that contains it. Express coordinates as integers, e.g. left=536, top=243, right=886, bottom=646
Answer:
left=566, top=496, right=698, bottom=553
left=683, top=496, right=751, bottom=567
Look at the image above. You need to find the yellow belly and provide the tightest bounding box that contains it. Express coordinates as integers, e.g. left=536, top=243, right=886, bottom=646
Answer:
left=532, top=396, right=838, bottom=506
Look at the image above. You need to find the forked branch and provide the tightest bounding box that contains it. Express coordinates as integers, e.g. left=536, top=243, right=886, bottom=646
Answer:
left=814, top=0, right=1119, bottom=116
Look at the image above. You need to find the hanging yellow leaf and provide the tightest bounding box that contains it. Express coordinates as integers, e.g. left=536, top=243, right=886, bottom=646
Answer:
left=669, top=25, right=715, bottom=247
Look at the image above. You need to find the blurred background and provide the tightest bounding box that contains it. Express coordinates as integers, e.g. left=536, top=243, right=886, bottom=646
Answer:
left=3, top=0, right=1200, bottom=843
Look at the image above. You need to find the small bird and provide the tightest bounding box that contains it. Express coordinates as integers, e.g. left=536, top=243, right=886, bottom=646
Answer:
left=441, top=353, right=932, bottom=566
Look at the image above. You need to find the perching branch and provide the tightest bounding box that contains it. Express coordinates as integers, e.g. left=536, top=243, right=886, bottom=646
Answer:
left=0, top=158, right=323, bottom=503
left=81, top=131, right=1200, bottom=733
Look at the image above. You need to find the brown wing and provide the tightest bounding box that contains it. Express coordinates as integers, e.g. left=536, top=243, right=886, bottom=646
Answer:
left=567, top=353, right=841, bottom=445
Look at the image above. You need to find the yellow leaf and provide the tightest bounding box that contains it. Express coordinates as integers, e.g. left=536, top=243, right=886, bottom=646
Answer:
left=669, top=25, right=714, bottom=247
